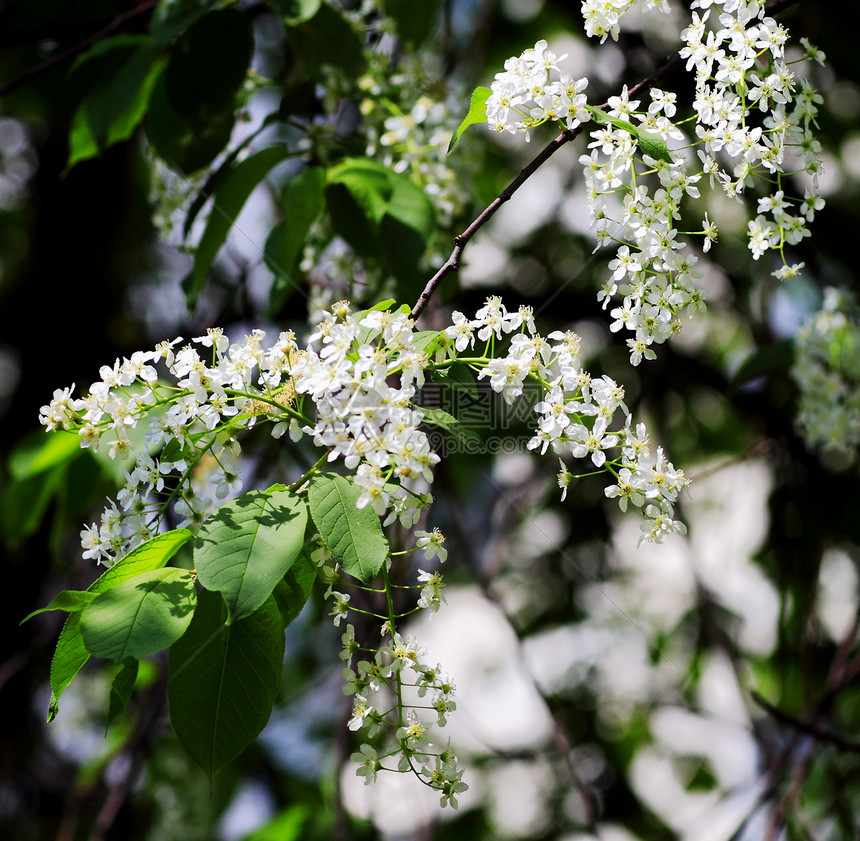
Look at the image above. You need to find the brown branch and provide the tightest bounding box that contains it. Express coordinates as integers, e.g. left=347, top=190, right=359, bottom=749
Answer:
left=411, top=125, right=583, bottom=320
left=751, top=691, right=860, bottom=755
left=0, top=0, right=159, bottom=99
left=762, top=613, right=860, bottom=841
left=411, top=0, right=804, bottom=322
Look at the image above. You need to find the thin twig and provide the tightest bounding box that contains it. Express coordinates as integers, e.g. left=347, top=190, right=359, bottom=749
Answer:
left=751, top=691, right=860, bottom=755
left=0, top=0, right=159, bottom=99
left=762, top=613, right=860, bottom=841
left=411, top=125, right=583, bottom=320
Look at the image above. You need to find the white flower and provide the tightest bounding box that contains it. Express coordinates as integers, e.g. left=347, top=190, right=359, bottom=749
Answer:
left=415, top=528, right=447, bottom=562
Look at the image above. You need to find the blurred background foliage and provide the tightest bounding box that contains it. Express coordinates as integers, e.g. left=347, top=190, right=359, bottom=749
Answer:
left=2, top=0, right=860, bottom=839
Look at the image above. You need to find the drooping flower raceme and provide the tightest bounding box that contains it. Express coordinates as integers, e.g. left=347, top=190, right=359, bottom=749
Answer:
left=792, top=288, right=860, bottom=460
left=489, top=3, right=825, bottom=366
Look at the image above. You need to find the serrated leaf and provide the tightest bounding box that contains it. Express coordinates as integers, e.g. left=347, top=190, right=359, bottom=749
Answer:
left=67, top=42, right=167, bottom=170
left=307, top=474, right=388, bottom=583
left=195, top=489, right=308, bottom=624
left=106, top=659, right=139, bottom=732
left=48, top=614, right=88, bottom=722
left=417, top=406, right=460, bottom=431
left=382, top=0, right=440, bottom=46
left=448, top=86, right=491, bottom=153
left=168, top=589, right=285, bottom=779
left=21, top=590, right=97, bottom=624
left=268, top=0, right=321, bottom=23
left=637, top=130, right=673, bottom=164
left=272, top=551, right=317, bottom=628
left=265, top=166, right=326, bottom=314
left=80, top=568, right=197, bottom=663
left=586, top=106, right=673, bottom=164
left=182, top=145, right=292, bottom=309
left=47, top=529, right=193, bottom=718
left=732, top=339, right=794, bottom=388
left=433, top=362, right=478, bottom=398
left=288, top=3, right=365, bottom=78
left=411, top=330, right=443, bottom=352
left=8, top=430, right=82, bottom=480
left=150, top=0, right=220, bottom=45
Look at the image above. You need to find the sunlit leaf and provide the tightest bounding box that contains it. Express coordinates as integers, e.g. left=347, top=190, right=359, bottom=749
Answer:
left=80, top=568, right=197, bottom=662
left=195, top=488, right=308, bottom=624
left=448, top=86, right=491, bottom=153
left=307, top=474, right=388, bottom=583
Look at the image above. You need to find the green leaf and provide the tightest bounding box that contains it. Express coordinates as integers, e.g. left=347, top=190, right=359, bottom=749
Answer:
left=307, top=474, right=388, bottom=583
left=21, top=590, right=97, bottom=624
left=182, top=145, right=292, bottom=309
left=165, top=9, right=252, bottom=125
left=146, top=72, right=234, bottom=173
left=448, top=86, right=491, bottom=153
left=146, top=9, right=252, bottom=173
left=268, top=0, right=321, bottom=23
left=265, top=165, right=326, bottom=314
left=70, top=34, right=152, bottom=71
left=106, top=659, right=139, bottom=732
left=150, top=0, right=220, bottom=45
left=328, top=158, right=394, bottom=226
left=433, top=362, right=478, bottom=398
left=80, top=568, right=197, bottom=663
left=382, top=0, right=440, bottom=46
left=326, top=158, right=434, bottom=287
left=379, top=176, right=435, bottom=290
left=411, top=330, right=444, bottom=353
left=8, top=430, right=81, bottom=481
left=168, top=589, right=285, bottom=778
left=272, top=551, right=317, bottom=629
left=47, top=529, right=193, bottom=717
left=637, top=130, right=673, bottom=164
left=365, top=298, right=396, bottom=313
left=241, top=805, right=310, bottom=841
left=67, top=42, right=167, bottom=170
left=288, top=4, right=366, bottom=78
left=181, top=109, right=288, bottom=239
left=1, top=463, right=66, bottom=543
left=586, top=105, right=673, bottom=164
left=195, top=489, right=308, bottom=624
left=418, top=406, right=460, bottom=431
left=732, top=339, right=794, bottom=388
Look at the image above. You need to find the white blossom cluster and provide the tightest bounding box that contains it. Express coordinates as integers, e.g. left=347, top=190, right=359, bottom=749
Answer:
left=40, top=294, right=688, bottom=803
left=681, top=3, right=826, bottom=269
left=585, top=0, right=825, bottom=364
left=485, top=40, right=590, bottom=139
left=792, top=288, right=860, bottom=459
left=290, top=303, right=440, bottom=523
left=446, top=296, right=689, bottom=544
left=581, top=0, right=669, bottom=43
left=38, top=327, right=302, bottom=564
left=361, top=59, right=468, bottom=227
left=327, top=528, right=466, bottom=806
left=490, top=3, right=825, bottom=367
